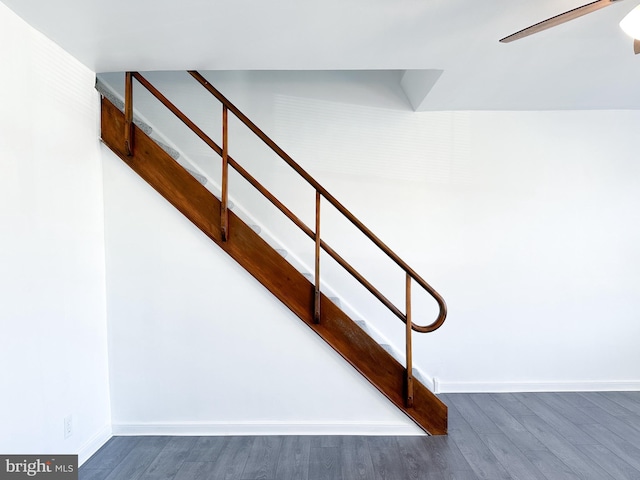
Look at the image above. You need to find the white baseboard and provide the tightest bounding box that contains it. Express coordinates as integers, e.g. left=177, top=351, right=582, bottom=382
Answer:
left=112, top=421, right=424, bottom=436
left=78, top=424, right=112, bottom=466
left=437, top=380, right=640, bottom=393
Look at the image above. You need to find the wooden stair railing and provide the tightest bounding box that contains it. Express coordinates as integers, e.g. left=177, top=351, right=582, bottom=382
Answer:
left=102, top=71, right=448, bottom=434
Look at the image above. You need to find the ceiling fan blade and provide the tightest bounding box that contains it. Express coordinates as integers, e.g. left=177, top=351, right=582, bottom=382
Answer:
left=635, top=39, right=640, bottom=54
left=500, top=0, right=621, bottom=43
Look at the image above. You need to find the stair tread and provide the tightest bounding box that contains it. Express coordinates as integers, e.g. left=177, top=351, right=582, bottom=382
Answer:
left=95, top=79, right=153, bottom=135
left=184, top=168, right=207, bottom=186
left=99, top=95, right=447, bottom=435
left=154, top=139, right=181, bottom=160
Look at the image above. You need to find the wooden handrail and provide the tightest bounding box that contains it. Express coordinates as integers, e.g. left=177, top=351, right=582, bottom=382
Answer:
left=227, top=158, right=314, bottom=239
left=125, top=70, right=449, bottom=409
left=405, top=273, right=414, bottom=407
left=319, top=239, right=405, bottom=322
left=131, top=72, right=408, bottom=324
left=187, top=70, right=446, bottom=333
left=314, top=192, right=321, bottom=323
left=132, top=73, right=220, bottom=154
left=129, top=71, right=446, bottom=334
left=124, top=72, right=134, bottom=156
left=221, top=105, right=229, bottom=241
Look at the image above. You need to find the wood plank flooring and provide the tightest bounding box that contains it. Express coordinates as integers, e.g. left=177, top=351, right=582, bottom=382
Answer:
left=79, top=392, right=640, bottom=480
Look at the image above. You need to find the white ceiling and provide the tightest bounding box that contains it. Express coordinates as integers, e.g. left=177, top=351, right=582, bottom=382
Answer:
left=4, top=0, right=640, bottom=110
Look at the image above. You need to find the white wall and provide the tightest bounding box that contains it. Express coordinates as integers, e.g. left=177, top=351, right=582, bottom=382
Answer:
left=306, top=108, right=640, bottom=393
left=0, top=3, right=111, bottom=462
left=415, top=110, right=640, bottom=392
left=4, top=0, right=637, bottom=455
left=272, top=101, right=640, bottom=393
left=102, top=147, right=421, bottom=435
left=100, top=71, right=640, bottom=403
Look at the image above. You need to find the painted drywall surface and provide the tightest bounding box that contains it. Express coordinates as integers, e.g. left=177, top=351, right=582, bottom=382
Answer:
left=100, top=71, right=640, bottom=393
left=274, top=103, right=640, bottom=392
left=0, top=3, right=111, bottom=461
left=102, top=150, right=421, bottom=434
left=280, top=106, right=640, bottom=392
left=307, top=108, right=640, bottom=392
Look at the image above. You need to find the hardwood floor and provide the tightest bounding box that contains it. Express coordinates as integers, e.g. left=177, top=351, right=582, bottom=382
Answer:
left=80, top=392, right=640, bottom=480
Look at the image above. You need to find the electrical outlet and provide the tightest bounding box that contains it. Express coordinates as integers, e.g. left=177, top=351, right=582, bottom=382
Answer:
left=64, top=415, right=73, bottom=439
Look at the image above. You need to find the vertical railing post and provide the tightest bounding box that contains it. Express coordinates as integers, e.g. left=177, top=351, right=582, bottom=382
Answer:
left=405, top=273, right=414, bottom=408
left=221, top=105, right=229, bottom=241
left=314, top=191, right=321, bottom=323
left=124, top=72, right=134, bottom=156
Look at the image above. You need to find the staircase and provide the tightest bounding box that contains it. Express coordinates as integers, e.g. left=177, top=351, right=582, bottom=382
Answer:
left=98, top=71, right=448, bottom=435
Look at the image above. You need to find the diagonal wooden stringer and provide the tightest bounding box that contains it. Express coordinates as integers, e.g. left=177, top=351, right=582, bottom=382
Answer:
left=99, top=82, right=448, bottom=435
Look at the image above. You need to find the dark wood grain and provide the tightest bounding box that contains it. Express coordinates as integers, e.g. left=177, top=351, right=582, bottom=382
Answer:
left=578, top=443, right=640, bottom=480
left=207, top=436, right=252, bottom=480
left=81, top=437, right=141, bottom=470
left=604, top=391, right=640, bottom=415
left=188, top=70, right=447, bottom=334
left=394, top=436, right=425, bottom=480
left=579, top=422, right=640, bottom=472
left=405, top=274, right=413, bottom=408
left=319, top=238, right=405, bottom=321
left=447, top=393, right=502, bottom=434
left=490, top=392, right=535, bottom=417
left=314, top=191, right=321, bottom=324
left=471, top=394, right=546, bottom=452
left=512, top=393, right=598, bottom=446
left=221, top=104, right=229, bottom=242
left=478, top=433, right=547, bottom=480
left=139, top=437, right=196, bottom=480
left=100, top=96, right=447, bottom=435
left=517, top=414, right=617, bottom=480
left=172, top=462, right=218, bottom=480
left=124, top=72, right=133, bottom=155
left=309, top=447, right=341, bottom=480
left=241, top=436, right=282, bottom=480
left=103, top=437, right=169, bottom=480
left=275, top=436, right=310, bottom=480
left=184, top=437, right=226, bottom=462
left=81, top=392, right=640, bottom=480
left=367, top=437, right=408, bottom=480
left=521, top=449, right=582, bottom=480
left=447, top=428, right=512, bottom=480
left=397, top=435, right=476, bottom=479
left=135, top=70, right=444, bottom=334
left=132, top=70, right=444, bottom=336
left=340, top=436, right=375, bottom=480
left=536, top=392, right=597, bottom=425
left=78, top=468, right=112, bottom=480
left=578, top=391, right=636, bottom=416
left=310, top=436, right=343, bottom=448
